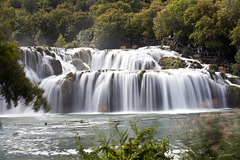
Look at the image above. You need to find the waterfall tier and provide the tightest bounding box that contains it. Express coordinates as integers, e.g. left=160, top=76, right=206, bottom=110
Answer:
left=0, top=46, right=231, bottom=114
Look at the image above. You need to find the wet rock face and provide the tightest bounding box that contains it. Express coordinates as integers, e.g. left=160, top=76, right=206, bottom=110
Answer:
left=44, top=64, right=52, bottom=77
left=61, top=72, right=75, bottom=113
left=73, top=49, right=90, bottom=63
left=159, top=57, right=187, bottom=69
left=71, top=59, right=89, bottom=71
left=36, top=46, right=52, bottom=56
left=50, top=59, right=62, bottom=75
left=189, top=61, right=203, bottom=69
left=227, top=86, right=240, bottom=108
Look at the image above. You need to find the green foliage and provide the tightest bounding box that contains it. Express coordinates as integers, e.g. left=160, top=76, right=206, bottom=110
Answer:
left=227, top=86, right=240, bottom=107
left=0, top=0, right=50, bottom=112
left=230, top=19, right=240, bottom=47
left=76, top=122, right=173, bottom=160
left=209, top=63, right=218, bottom=71
left=159, top=57, right=187, bottom=69
left=76, top=28, right=93, bottom=47
left=231, top=49, right=240, bottom=76
left=178, top=113, right=240, bottom=159
left=153, top=0, right=240, bottom=60
left=22, top=0, right=38, bottom=13
left=8, top=0, right=21, bottom=9
left=0, top=41, right=50, bottom=111
left=138, top=70, right=146, bottom=81
left=154, top=0, right=197, bottom=42
left=2, top=0, right=240, bottom=65
left=66, top=39, right=78, bottom=48
left=181, top=47, right=192, bottom=57
left=55, top=34, right=67, bottom=47
left=92, top=7, right=129, bottom=49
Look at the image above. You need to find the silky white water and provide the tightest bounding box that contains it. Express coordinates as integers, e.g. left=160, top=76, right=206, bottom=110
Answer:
left=0, top=46, right=230, bottom=114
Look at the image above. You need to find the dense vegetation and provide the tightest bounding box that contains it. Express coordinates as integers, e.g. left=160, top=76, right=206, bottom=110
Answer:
left=0, top=0, right=49, bottom=111
left=2, top=0, right=240, bottom=75
left=76, top=121, right=173, bottom=160
left=178, top=112, right=240, bottom=159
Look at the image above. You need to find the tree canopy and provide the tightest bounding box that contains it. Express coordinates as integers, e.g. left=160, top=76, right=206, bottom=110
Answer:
left=0, top=0, right=50, bottom=112
left=2, top=0, right=240, bottom=75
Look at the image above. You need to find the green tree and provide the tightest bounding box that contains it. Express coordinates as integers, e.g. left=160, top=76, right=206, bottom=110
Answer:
left=66, top=11, right=93, bottom=42
left=125, top=1, right=164, bottom=44
left=231, top=50, right=240, bottom=76
left=153, top=0, right=197, bottom=43
left=214, top=0, right=240, bottom=58
left=28, top=8, right=72, bottom=46
left=189, top=16, right=220, bottom=49
left=184, top=0, right=220, bottom=48
left=74, top=0, right=88, bottom=11
left=90, top=1, right=132, bottom=17
left=0, top=0, right=50, bottom=112
left=8, top=0, right=22, bottom=9
left=92, top=8, right=129, bottom=49
left=55, top=33, right=67, bottom=47
left=230, top=19, right=240, bottom=47
left=12, top=9, right=36, bottom=46
left=76, top=28, right=93, bottom=47
left=123, top=0, right=148, bottom=13
left=22, top=0, right=38, bottom=13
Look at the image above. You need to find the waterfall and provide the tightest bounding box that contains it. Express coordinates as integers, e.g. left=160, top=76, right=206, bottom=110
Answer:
left=0, top=46, right=230, bottom=114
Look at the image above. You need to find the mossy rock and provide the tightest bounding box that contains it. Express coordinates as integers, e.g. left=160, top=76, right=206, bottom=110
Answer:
left=50, top=59, right=62, bottom=75
left=209, top=64, right=218, bottom=71
left=138, top=70, right=146, bottom=81
left=208, top=70, right=216, bottom=80
left=220, top=72, right=227, bottom=79
left=227, top=86, right=240, bottom=108
left=189, top=61, right=203, bottom=69
left=228, top=77, right=240, bottom=85
left=159, top=57, right=187, bottom=69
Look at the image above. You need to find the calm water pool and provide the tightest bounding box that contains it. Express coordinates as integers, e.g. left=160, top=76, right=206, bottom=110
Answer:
left=0, top=109, right=234, bottom=159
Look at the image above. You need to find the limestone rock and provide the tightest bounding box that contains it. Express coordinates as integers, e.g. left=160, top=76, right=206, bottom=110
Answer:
left=71, top=59, right=89, bottom=71
left=36, top=46, right=53, bottom=57
left=73, top=49, right=90, bottom=63
left=227, top=86, right=240, bottom=108
left=44, top=64, right=52, bottom=77
left=62, top=72, right=74, bottom=98
left=50, top=59, right=62, bottom=75
left=189, top=61, right=203, bottom=69
left=89, top=44, right=96, bottom=48
left=159, top=57, right=187, bottom=69
left=61, top=72, right=75, bottom=112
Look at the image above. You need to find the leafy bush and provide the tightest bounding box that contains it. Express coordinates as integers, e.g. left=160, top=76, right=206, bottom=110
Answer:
left=181, top=48, right=192, bottom=57
left=76, top=121, right=173, bottom=160
left=178, top=113, right=240, bottom=159
left=55, top=34, right=66, bottom=48
left=231, top=49, right=240, bottom=76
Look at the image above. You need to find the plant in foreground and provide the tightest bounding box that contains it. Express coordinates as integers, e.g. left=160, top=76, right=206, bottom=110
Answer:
left=178, top=113, right=240, bottom=160
left=76, top=121, right=173, bottom=160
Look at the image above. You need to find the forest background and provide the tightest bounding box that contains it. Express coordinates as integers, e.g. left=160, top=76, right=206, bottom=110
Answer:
left=2, top=0, right=240, bottom=76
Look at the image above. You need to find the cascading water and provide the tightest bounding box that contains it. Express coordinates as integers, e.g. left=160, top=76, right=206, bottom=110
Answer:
left=0, top=46, right=230, bottom=114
